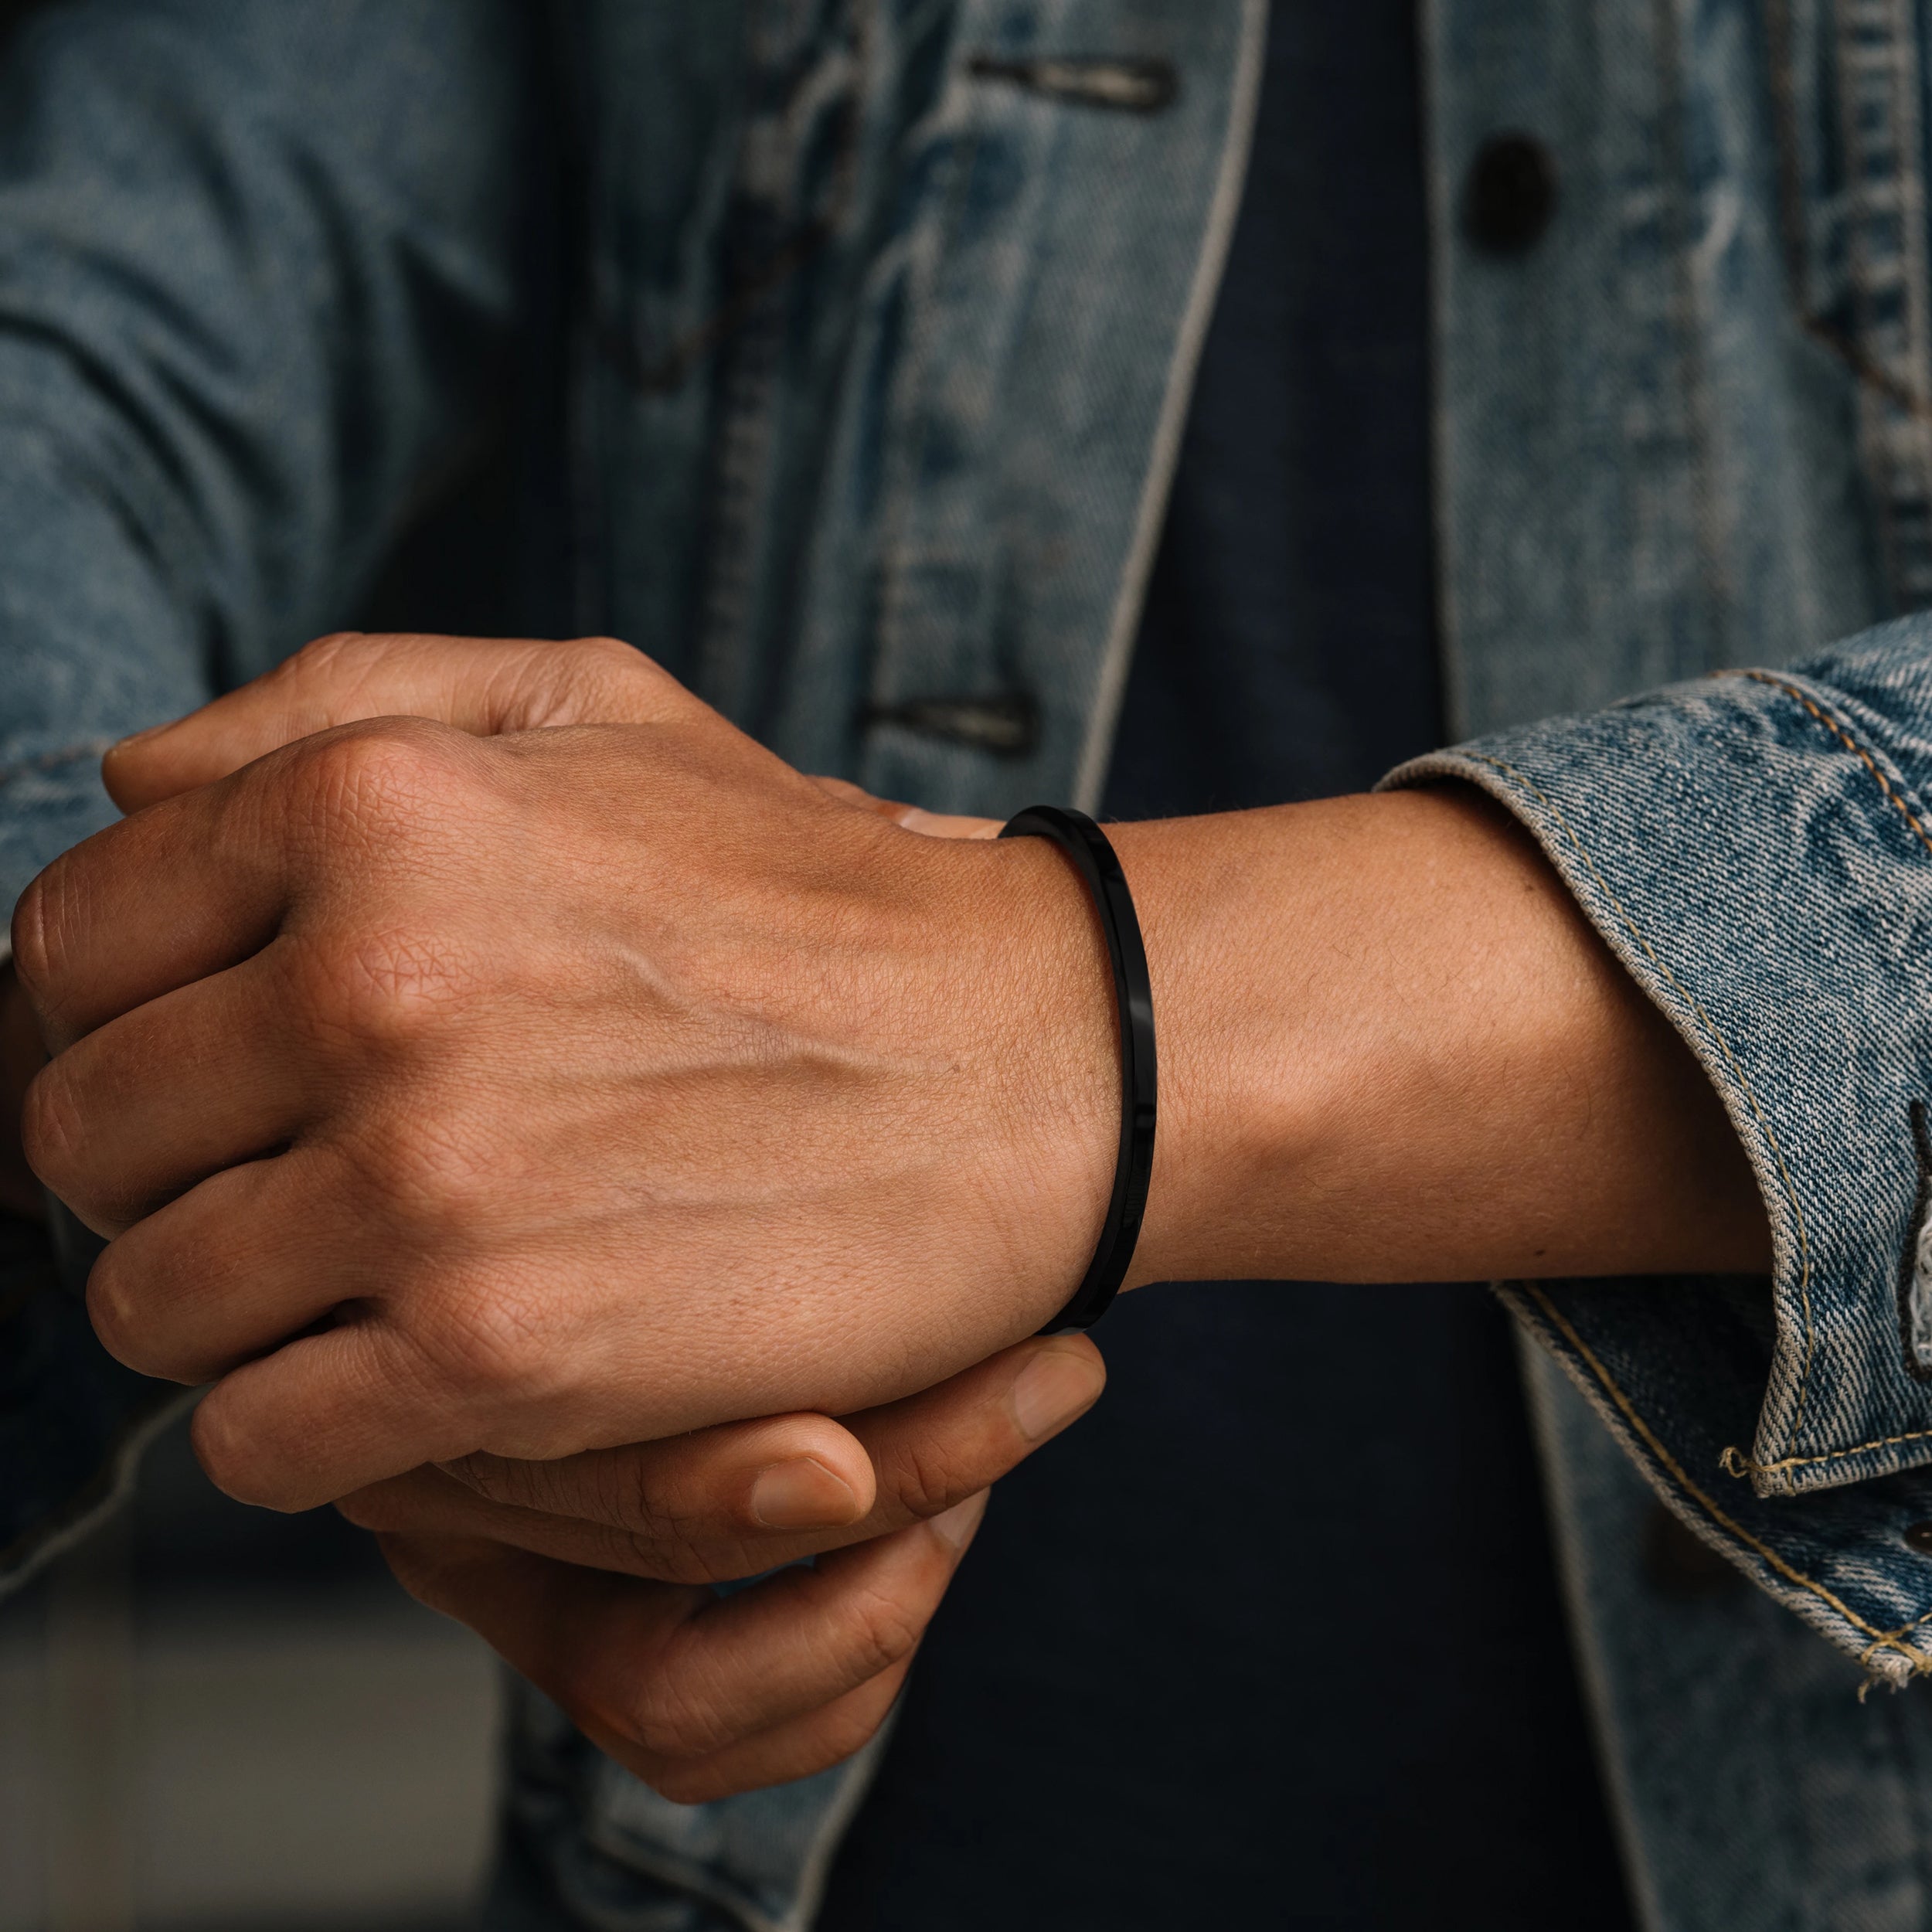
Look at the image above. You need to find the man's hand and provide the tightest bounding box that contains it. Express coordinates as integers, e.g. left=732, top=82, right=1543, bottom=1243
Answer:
left=19, top=634, right=1117, bottom=1506
left=342, top=1333, right=1104, bottom=1802
left=18, top=628, right=1770, bottom=1511
left=85, top=632, right=1099, bottom=1802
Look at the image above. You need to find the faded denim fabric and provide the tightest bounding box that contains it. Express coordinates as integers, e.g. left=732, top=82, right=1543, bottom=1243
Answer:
left=9, top=2, right=1932, bottom=1929
left=483, top=1676, right=891, bottom=1932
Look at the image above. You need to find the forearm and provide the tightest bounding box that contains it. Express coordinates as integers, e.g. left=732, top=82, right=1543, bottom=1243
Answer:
left=1118, top=785, right=1771, bottom=1288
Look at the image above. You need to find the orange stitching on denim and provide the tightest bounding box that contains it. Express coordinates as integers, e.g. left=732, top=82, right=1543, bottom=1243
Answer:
left=1522, top=1286, right=1932, bottom=1672
left=1741, top=671, right=1932, bottom=861
left=1721, top=1423, right=1932, bottom=1477
left=1461, top=751, right=1820, bottom=1452
left=1863, top=1600, right=1932, bottom=1676
left=1883, top=1601, right=1932, bottom=1644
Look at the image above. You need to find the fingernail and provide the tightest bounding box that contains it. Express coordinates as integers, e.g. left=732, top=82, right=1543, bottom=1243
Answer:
left=748, top=1457, right=860, bottom=1531
left=1011, top=1349, right=1106, bottom=1442
left=928, top=1490, right=988, bottom=1553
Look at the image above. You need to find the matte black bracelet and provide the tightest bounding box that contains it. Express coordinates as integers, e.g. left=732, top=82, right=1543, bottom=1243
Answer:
left=1000, top=806, right=1157, bottom=1335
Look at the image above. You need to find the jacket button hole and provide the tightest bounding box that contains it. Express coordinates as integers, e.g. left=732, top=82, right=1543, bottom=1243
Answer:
left=965, top=54, right=1179, bottom=116
left=861, top=694, right=1041, bottom=759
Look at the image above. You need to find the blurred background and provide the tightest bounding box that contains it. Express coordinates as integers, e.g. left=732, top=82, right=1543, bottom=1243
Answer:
left=0, top=1417, right=500, bottom=1932
left=0, top=6, right=534, bottom=1923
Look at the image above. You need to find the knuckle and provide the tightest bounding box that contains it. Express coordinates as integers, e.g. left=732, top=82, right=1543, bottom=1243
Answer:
left=19, top=1063, right=83, bottom=1196
left=644, top=1686, right=898, bottom=1807
left=451, top=1449, right=682, bottom=1547
left=438, top=1450, right=519, bottom=1505
left=527, top=635, right=661, bottom=728
left=295, top=922, right=478, bottom=1054
left=12, top=859, right=90, bottom=1026
left=600, top=1454, right=682, bottom=1543
left=289, top=630, right=370, bottom=678
left=279, top=631, right=376, bottom=704
left=21, top=1066, right=138, bottom=1235
left=343, top=1108, right=498, bottom=1239
left=889, top=1440, right=978, bottom=1523
left=9, top=870, right=56, bottom=1003
left=189, top=1401, right=294, bottom=1510
left=403, top=1273, right=568, bottom=1411
left=562, top=637, right=682, bottom=714
left=594, top=1521, right=721, bottom=1587
left=614, top=1673, right=735, bottom=1764
left=83, top=1243, right=155, bottom=1370
left=563, top=634, right=642, bottom=680
left=288, top=716, right=459, bottom=836
left=837, top=1582, right=927, bottom=1682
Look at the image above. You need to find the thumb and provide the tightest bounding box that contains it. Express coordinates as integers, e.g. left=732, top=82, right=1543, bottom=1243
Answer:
left=104, top=631, right=685, bottom=812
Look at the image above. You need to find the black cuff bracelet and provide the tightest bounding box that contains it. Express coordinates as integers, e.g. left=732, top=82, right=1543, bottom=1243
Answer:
left=999, top=806, right=1158, bottom=1335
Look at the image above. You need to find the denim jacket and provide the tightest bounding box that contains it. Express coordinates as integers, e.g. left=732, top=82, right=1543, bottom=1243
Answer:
left=7, top=3, right=1932, bottom=1927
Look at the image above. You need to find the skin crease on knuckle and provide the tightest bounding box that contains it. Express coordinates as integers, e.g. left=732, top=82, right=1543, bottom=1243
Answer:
left=397, top=1268, right=576, bottom=1423
left=636, top=1669, right=908, bottom=1806
left=284, top=930, right=493, bottom=1122
left=82, top=1242, right=183, bottom=1380
left=372, top=1518, right=916, bottom=1804
left=824, top=1576, right=929, bottom=1687
left=16, top=1059, right=91, bottom=1223
left=604, top=1645, right=751, bottom=1766
left=188, top=1393, right=277, bottom=1509
left=592, top=1542, right=940, bottom=1766
left=8, top=867, right=63, bottom=1022
left=541, top=634, right=672, bottom=725
left=283, top=716, right=474, bottom=865
left=878, top=1434, right=981, bottom=1525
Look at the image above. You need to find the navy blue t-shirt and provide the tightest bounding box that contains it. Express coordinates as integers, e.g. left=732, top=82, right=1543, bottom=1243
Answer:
left=823, top=11, right=1635, bottom=1926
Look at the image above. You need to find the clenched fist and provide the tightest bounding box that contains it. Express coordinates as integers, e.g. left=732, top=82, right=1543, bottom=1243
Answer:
left=16, top=634, right=1119, bottom=1508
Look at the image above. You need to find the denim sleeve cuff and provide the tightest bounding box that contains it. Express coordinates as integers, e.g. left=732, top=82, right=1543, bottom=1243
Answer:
left=1386, top=648, right=1932, bottom=1502
left=1379, top=629, right=1932, bottom=1675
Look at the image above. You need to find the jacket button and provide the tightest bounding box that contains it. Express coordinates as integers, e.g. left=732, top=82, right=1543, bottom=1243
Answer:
left=1461, top=132, right=1559, bottom=256
left=1905, top=1521, right=1932, bottom=1554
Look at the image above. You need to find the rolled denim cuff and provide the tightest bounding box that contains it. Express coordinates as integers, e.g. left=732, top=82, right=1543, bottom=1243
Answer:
left=1385, top=616, right=1932, bottom=1680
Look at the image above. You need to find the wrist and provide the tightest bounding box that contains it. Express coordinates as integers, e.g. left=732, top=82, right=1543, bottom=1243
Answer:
left=1104, top=811, right=1311, bottom=1289
left=937, top=832, right=1121, bottom=1332
left=1107, top=791, right=1594, bottom=1287
left=1107, top=786, right=1769, bottom=1289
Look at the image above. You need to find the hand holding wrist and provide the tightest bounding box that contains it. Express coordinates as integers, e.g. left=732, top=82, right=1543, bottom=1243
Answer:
left=22, top=634, right=1121, bottom=1505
